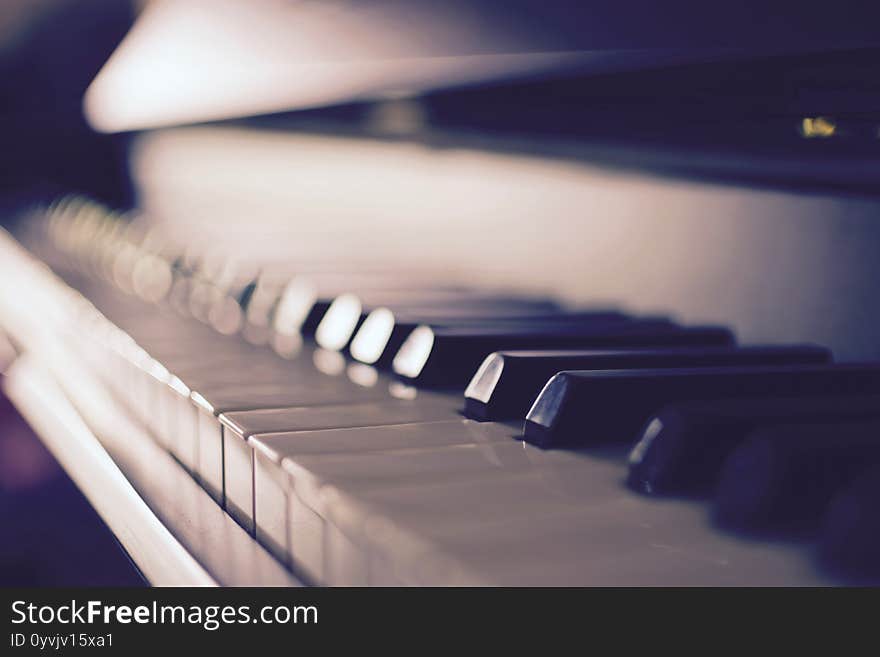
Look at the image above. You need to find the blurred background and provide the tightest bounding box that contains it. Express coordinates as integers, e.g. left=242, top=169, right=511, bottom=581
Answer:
left=0, top=0, right=136, bottom=222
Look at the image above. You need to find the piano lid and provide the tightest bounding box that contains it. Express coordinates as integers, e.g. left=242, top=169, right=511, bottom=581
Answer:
left=83, top=0, right=880, bottom=133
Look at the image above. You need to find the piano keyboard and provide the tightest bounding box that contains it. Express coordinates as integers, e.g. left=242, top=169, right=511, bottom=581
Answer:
left=3, top=195, right=880, bottom=585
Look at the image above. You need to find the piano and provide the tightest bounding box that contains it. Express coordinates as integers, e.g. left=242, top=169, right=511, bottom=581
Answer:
left=1, top=0, right=880, bottom=586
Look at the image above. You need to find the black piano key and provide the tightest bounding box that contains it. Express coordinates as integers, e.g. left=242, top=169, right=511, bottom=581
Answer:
left=235, top=278, right=258, bottom=311
left=713, top=420, right=880, bottom=531
left=523, top=364, right=880, bottom=449
left=317, top=293, right=567, bottom=353
left=392, top=323, right=735, bottom=388
left=464, top=345, right=832, bottom=421
left=300, top=300, right=333, bottom=336
left=819, top=465, right=880, bottom=578
left=627, top=394, right=880, bottom=496
left=350, top=310, right=635, bottom=369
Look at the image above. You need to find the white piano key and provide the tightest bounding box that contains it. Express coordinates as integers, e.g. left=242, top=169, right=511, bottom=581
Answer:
left=160, top=375, right=193, bottom=466
left=193, top=393, right=224, bottom=503
left=328, top=473, right=816, bottom=585
left=143, top=360, right=172, bottom=449
left=174, top=390, right=200, bottom=473
left=250, top=419, right=517, bottom=581
left=241, top=396, right=461, bottom=560
left=375, top=483, right=832, bottom=586
left=264, top=420, right=829, bottom=585
left=287, top=442, right=579, bottom=585
left=223, top=421, right=255, bottom=531
left=323, top=516, right=368, bottom=586
left=154, top=380, right=175, bottom=451
left=160, top=357, right=324, bottom=478
left=222, top=392, right=460, bottom=439
left=289, top=485, right=328, bottom=584
left=192, top=380, right=394, bottom=521
left=253, top=446, right=290, bottom=564
left=222, top=392, right=459, bottom=532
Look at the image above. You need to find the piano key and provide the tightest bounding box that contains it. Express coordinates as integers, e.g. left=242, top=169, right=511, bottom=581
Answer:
left=123, top=316, right=321, bottom=375
left=294, top=449, right=589, bottom=585
left=272, top=277, right=335, bottom=338
left=713, top=420, right=880, bottom=531
left=116, top=313, right=244, bottom=353
left=220, top=394, right=460, bottom=533
left=289, top=436, right=585, bottom=584
left=819, top=465, right=880, bottom=579
left=523, top=364, right=880, bottom=449
left=354, top=498, right=807, bottom=586
left=627, top=394, right=880, bottom=496
left=254, top=420, right=820, bottom=585
left=222, top=394, right=460, bottom=441
left=233, top=272, right=299, bottom=341
left=271, top=277, right=341, bottom=338
left=190, top=378, right=391, bottom=504
left=314, top=293, right=365, bottom=351
left=298, top=300, right=333, bottom=337
left=315, top=292, right=565, bottom=353
left=250, top=419, right=516, bottom=577
left=122, top=344, right=324, bottom=467
left=393, top=323, right=736, bottom=387
left=156, top=375, right=198, bottom=470
left=150, top=356, right=330, bottom=471
left=318, top=444, right=784, bottom=584
left=159, top=349, right=320, bottom=383
left=464, top=345, right=832, bottom=421
left=350, top=309, right=633, bottom=369
left=127, top=310, right=339, bottom=362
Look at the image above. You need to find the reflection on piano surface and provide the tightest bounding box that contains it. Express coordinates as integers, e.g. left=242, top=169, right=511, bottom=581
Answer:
left=2, top=0, right=880, bottom=586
